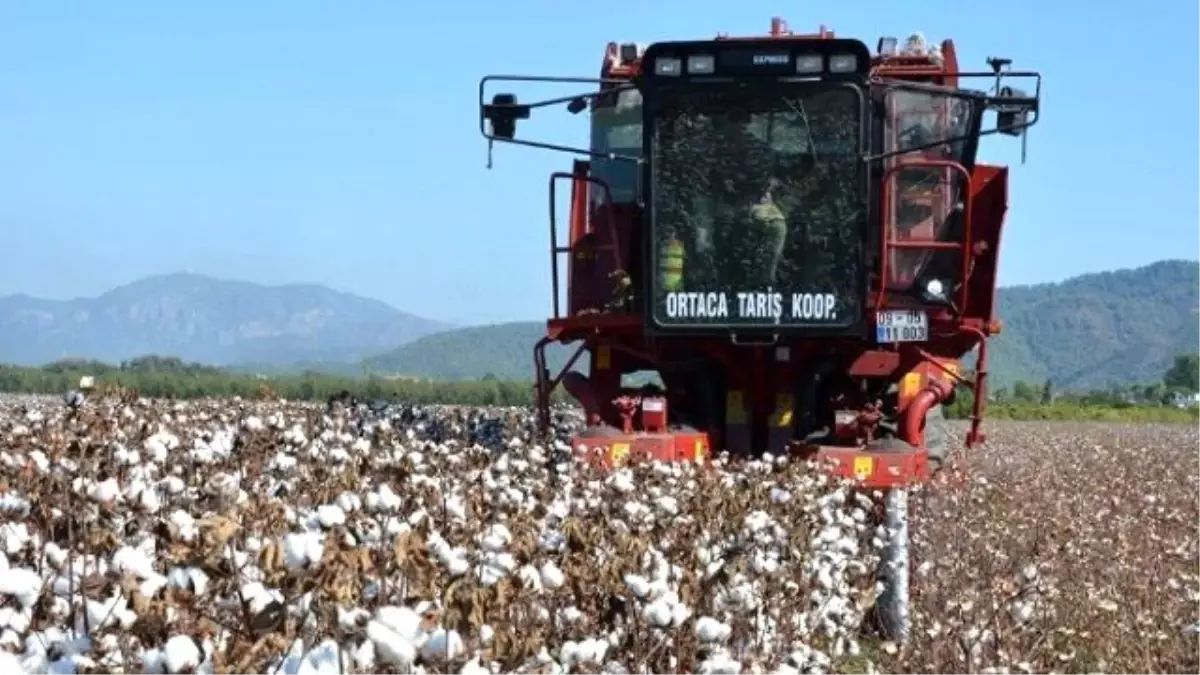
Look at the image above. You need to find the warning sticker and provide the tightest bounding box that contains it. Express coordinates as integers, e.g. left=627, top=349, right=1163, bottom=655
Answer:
left=853, top=456, right=874, bottom=481
left=611, top=442, right=631, bottom=466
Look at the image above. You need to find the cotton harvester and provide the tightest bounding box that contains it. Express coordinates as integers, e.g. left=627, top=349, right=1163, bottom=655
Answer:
left=477, top=18, right=1040, bottom=643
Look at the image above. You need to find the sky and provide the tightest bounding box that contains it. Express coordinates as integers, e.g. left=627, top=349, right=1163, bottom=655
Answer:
left=1, top=1, right=1196, bottom=325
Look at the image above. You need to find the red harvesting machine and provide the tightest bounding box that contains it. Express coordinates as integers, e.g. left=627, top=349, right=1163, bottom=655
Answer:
left=479, top=19, right=1040, bottom=641
left=479, top=20, right=1041, bottom=480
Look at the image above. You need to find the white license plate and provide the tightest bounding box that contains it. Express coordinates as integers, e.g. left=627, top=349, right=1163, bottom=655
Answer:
left=875, top=310, right=929, bottom=343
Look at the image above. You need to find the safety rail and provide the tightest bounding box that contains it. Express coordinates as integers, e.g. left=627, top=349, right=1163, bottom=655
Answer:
left=547, top=168, right=621, bottom=319
left=876, top=158, right=974, bottom=311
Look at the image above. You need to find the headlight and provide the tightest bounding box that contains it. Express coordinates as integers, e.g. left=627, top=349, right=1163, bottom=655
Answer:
left=795, top=54, right=823, bottom=74
left=687, top=54, right=715, bottom=74
left=920, top=278, right=949, bottom=302
left=828, top=53, right=858, bottom=73
left=654, top=57, right=682, bottom=76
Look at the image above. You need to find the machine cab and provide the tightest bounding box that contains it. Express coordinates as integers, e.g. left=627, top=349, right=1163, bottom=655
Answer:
left=479, top=25, right=1039, bottom=337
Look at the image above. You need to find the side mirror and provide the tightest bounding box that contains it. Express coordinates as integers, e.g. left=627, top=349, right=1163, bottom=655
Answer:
left=483, top=93, right=530, bottom=140
left=994, top=85, right=1033, bottom=137
left=566, top=97, right=588, bottom=115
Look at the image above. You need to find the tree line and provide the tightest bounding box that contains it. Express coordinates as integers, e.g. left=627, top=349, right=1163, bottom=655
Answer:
left=945, top=352, right=1198, bottom=423
left=0, top=355, right=560, bottom=407
left=0, top=352, right=1194, bottom=422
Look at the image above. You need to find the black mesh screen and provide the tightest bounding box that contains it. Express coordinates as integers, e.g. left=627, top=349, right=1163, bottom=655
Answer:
left=648, top=84, right=864, bottom=330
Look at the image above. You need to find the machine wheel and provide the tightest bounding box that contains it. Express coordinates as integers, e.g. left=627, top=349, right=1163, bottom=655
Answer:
left=924, top=404, right=950, bottom=471
left=872, top=488, right=911, bottom=644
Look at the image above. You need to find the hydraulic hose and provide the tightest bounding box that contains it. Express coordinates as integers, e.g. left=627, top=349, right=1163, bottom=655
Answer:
left=901, top=379, right=954, bottom=448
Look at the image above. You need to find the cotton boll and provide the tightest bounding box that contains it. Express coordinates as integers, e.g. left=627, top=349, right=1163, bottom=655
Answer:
left=695, top=616, right=732, bottom=643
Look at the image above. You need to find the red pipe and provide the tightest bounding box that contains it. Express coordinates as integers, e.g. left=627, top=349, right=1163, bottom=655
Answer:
left=901, top=379, right=954, bottom=447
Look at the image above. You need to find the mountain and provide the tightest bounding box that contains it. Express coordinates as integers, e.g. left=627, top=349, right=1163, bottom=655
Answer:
left=0, top=273, right=453, bottom=367
left=364, top=260, right=1200, bottom=390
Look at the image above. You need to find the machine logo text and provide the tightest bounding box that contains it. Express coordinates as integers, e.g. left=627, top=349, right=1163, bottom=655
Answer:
left=752, top=53, right=789, bottom=66
left=662, top=291, right=839, bottom=322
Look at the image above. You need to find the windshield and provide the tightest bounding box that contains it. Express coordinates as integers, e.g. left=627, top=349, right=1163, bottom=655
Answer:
left=648, top=84, right=863, bottom=330
left=590, top=88, right=642, bottom=205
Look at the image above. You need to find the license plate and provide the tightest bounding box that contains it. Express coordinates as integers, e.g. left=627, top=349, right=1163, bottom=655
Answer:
left=875, top=310, right=928, bottom=343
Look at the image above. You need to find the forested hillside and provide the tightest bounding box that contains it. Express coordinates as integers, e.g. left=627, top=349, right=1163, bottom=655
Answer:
left=987, top=260, right=1198, bottom=388
left=364, top=322, right=581, bottom=381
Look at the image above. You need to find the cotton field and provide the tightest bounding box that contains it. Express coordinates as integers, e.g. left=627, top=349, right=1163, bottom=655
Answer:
left=0, top=395, right=1194, bottom=674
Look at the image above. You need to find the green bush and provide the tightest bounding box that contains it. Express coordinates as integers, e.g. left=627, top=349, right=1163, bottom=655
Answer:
left=0, top=358, right=566, bottom=407
left=945, top=371, right=1198, bottom=425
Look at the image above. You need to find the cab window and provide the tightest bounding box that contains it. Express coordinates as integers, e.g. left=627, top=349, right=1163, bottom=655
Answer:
left=882, top=89, right=977, bottom=289
left=590, top=88, right=642, bottom=204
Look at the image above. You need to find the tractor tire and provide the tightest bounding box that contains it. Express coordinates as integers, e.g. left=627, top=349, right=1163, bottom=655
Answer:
left=924, top=404, right=950, bottom=471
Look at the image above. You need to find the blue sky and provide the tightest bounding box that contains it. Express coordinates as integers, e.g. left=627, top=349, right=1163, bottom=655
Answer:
left=1, top=1, right=1196, bottom=325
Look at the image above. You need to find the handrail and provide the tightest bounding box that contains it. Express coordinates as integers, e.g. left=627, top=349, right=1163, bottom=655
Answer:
left=876, top=158, right=974, bottom=311
left=547, top=171, right=621, bottom=318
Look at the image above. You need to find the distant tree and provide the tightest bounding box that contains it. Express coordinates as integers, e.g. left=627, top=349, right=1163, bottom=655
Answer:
left=1163, top=353, right=1199, bottom=393
left=1040, top=379, right=1054, bottom=404
left=1012, top=381, right=1037, bottom=402
left=1140, top=383, right=1166, bottom=405
left=947, top=382, right=975, bottom=419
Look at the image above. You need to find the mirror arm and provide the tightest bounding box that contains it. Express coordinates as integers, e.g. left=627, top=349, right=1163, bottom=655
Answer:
left=477, top=76, right=637, bottom=132
left=864, top=106, right=1040, bottom=164
left=865, top=111, right=1038, bottom=164
left=478, top=75, right=640, bottom=167
left=483, top=88, right=623, bottom=125
left=489, top=136, right=642, bottom=162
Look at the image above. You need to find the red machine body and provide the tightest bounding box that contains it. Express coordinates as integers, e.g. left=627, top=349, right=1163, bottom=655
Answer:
left=480, top=19, right=1040, bottom=488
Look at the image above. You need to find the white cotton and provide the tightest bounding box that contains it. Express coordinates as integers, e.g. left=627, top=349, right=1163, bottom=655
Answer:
left=0, top=567, right=41, bottom=609
left=695, top=616, right=732, bottom=642
left=315, top=505, right=346, bottom=528
left=420, top=629, right=465, bottom=661
left=642, top=596, right=674, bottom=628
left=374, top=606, right=425, bottom=646
left=366, top=619, right=417, bottom=670
left=539, top=561, right=565, bottom=589
left=163, top=635, right=201, bottom=673
left=623, top=573, right=651, bottom=598
left=295, top=639, right=349, bottom=675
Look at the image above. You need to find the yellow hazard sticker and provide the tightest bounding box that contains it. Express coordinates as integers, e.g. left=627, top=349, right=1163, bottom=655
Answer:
left=694, top=439, right=706, bottom=461
left=610, top=442, right=630, bottom=466
left=853, top=456, right=874, bottom=481
left=595, top=345, right=611, bottom=371
left=726, top=391, right=747, bottom=425
left=899, top=372, right=922, bottom=401
left=772, top=392, right=794, bottom=428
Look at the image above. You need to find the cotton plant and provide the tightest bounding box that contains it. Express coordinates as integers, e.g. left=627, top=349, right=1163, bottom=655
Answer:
left=0, top=394, right=1192, bottom=673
